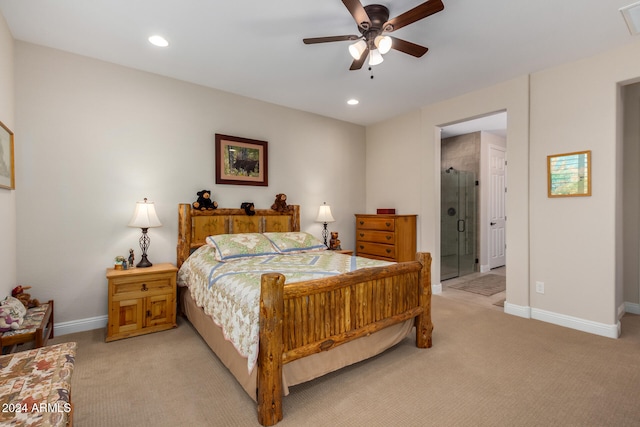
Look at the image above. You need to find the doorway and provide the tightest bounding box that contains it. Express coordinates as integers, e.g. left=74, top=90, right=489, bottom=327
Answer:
left=440, top=112, right=507, bottom=283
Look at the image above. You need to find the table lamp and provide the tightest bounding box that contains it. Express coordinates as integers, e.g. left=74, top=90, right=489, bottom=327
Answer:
left=315, top=202, right=335, bottom=247
left=128, top=198, right=162, bottom=268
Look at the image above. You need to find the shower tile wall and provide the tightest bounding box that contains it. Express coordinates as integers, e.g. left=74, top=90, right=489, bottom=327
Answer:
left=441, top=132, right=480, bottom=178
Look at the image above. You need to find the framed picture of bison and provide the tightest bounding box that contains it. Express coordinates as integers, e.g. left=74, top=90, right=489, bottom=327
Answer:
left=215, top=134, right=268, bottom=186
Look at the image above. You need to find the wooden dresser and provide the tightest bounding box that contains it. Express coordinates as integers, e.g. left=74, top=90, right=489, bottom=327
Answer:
left=355, top=214, right=417, bottom=262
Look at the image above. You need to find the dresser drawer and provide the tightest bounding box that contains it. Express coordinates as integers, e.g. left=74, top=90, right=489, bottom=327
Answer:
left=111, top=275, right=173, bottom=298
left=356, top=216, right=395, bottom=231
left=356, top=242, right=396, bottom=260
left=356, top=229, right=395, bottom=245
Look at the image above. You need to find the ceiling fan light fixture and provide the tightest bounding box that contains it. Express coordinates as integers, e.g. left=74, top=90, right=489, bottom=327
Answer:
left=375, top=35, right=392, bottom=54
left=369, top=49, right=384, bottom=66
left=348, top=39, right=367, bottom=60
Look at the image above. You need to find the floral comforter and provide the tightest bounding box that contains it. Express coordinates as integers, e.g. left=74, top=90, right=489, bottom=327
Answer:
left=177, top=246, right=391, bottom=372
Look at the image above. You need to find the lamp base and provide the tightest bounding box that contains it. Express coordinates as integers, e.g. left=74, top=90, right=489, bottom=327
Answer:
left=136, top=255, right=153, bottom=268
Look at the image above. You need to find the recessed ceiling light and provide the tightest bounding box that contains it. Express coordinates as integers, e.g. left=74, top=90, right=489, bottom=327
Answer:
left=347, top=99, right=359, bottom=105
left=148, top=35, right=169, bottom=47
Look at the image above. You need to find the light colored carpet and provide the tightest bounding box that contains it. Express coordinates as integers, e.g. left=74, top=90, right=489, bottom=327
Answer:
left=50, top=296, right=640, bottom=426
left=447, top=274, right=506, bottom=296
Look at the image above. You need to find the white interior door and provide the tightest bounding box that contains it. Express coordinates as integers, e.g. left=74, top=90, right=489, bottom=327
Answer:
left=489, top=145, right=506, bottom=269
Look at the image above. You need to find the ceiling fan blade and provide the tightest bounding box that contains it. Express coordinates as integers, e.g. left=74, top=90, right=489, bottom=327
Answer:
left=303, top=35, right=361, bottom=44
left=389, top=37, right=429, bottom=58
left=385, top=0, right=444, bottom=32
left=350, top=48, right=369, bottom=70
left=342, top=0, right=371, bottom=29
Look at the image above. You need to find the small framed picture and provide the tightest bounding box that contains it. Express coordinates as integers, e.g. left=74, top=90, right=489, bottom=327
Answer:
left=547, top=150, right=591, bottom=198
left=215, top=134, right=268, bottom=186
left=0, top=120, right=15, bottom=190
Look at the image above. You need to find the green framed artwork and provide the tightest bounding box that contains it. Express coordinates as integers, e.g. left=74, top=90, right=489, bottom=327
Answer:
left=547, top=150, right=591, bottom=198
left=215, top=134, right=268, bottom=186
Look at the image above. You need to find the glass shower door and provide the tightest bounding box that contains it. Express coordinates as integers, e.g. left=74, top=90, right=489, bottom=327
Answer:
left=441, top=169, right=476, bottom=280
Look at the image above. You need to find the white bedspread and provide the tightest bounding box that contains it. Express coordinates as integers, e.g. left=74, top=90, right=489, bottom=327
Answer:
left=177, top=246, right=391, bottom=372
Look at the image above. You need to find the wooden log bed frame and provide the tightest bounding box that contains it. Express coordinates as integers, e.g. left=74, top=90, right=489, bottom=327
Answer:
left=176, top=203, right=433, bottom=426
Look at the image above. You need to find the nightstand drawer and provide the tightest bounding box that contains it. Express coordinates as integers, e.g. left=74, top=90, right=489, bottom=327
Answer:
left=356, top=217, right=395, bottom=231
left=356, top=242, right=396, bottom=260
left=112, top=276, right=173, bottom=297
left=356, top=229, right=395, bottom=244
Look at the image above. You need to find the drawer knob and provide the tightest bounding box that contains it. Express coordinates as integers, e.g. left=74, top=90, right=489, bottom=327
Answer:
left=386, top=222, right=391, bottom=227
left=141, top=283, right=148, bottom=291
left=359, top=233, right=364, bottom=237
left=386, top=236, right=391, bottom=240
left=386, top=249, right=392, bottom=253
left=359, top=245, right=364, bottom=249
left=359, top=221, right=364, bottom=225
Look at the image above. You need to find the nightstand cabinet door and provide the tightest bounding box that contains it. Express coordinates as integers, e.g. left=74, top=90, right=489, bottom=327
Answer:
left=106, top=263, right=178, bottom=342
left=355, top=214, right=417, bottom=262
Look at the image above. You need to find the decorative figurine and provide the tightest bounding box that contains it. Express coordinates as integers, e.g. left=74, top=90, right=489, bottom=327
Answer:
left=128, top=249, right=135, bottom=268
left=329, top=231, right=342, bottom=251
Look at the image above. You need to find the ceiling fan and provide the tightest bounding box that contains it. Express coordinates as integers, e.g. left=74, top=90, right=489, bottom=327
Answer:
left=303, top=0, right=444, bottom=70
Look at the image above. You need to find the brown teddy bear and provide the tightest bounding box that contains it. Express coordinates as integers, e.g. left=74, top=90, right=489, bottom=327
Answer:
left=329, top=232, right=342, bottom=250
left=192, top=190, right=218, bottom=210
left=271, top=193, right=292, bottom=212
left=11, top=285, right=40, bottom=309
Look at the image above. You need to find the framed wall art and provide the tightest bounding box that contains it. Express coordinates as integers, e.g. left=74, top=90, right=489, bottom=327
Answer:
left=547, top=150, right=591, bottom=198
left=0, top=120, right=15, bottom=190
left=215, top=134, right=268, bottom=186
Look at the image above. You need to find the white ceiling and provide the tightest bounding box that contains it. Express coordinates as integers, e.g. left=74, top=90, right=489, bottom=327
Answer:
left=0, top=0, right=638, bottom=128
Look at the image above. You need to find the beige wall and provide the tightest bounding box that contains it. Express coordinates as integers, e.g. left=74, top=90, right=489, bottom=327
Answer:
left=0, top=13, right=15, bottom=298
left=366, top=39, right=640, bottom=336
left=14, top=42, right=366, bottom=327
left=529, top=40, right=640, bottom=328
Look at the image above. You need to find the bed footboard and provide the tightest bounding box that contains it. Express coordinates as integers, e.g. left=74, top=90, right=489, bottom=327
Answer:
left=257, top=252, right=432, bottom=426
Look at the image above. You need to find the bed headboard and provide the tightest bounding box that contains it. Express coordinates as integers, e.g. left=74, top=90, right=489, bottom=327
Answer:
left=176, top=203, right=300, bottom=267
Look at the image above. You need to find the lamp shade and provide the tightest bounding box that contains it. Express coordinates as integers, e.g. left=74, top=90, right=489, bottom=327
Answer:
left=348, top=39, right=367, bottom=60
left=316, top=203, right=335, bottom=223
left=128, top=198, right=162, bottom=228
left=369, top=49, right=384, bottom=66
left=375, top=35, right=392, bottom=54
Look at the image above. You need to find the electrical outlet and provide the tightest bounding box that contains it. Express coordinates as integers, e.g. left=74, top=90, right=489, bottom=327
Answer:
left=535, top=281, right=545, bottom=294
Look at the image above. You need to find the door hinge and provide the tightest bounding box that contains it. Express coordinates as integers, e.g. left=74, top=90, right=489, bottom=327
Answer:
left=475, top=180, right=479, bottom=186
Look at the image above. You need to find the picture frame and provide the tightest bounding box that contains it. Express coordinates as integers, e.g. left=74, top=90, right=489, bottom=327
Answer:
left=0, top=120, right=15, bottom=190
left=547, top=150, right=591, bottom=198
left=215, top=134, right=268, bottom=186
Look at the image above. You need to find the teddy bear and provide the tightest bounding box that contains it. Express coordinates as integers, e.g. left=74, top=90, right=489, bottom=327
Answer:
left=192, top=190, right=218, bottom=211
left=240, top=202, right=256, bottom=216
left=11, top=285, right=40, bottom=309
left=329, top=232, right=342, bottom=250
left=271, top=193, right=292, bottom=212
left=0, top=296, right=26, bottom=332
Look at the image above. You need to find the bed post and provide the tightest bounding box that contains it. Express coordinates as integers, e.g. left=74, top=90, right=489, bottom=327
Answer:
left=415, top=252, right=433, bottom=348
left=257, top=273, right=285, bottom=426
left=177, top=203, right=192, bottom=268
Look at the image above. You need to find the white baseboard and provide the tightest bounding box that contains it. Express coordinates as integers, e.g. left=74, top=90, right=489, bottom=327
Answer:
left=504, top=301, right=531, bottom=318
left=625, top=301, right=640, bottom=315
left=503, top=302, right=619, bottom=339
left=54, top=315, right=108, bottom=336
left=531, top=307, right=620, bottom=339
left=480, top=264, right=490, bottom=273
left=432, top=283, right=442, bottom=295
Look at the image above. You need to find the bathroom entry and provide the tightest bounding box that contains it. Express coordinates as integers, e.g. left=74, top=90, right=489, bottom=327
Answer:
left=441, top=168, right=477, bottom=280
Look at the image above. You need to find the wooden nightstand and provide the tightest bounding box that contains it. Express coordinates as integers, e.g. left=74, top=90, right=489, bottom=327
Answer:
left=106, top=263, right=177, bottom=342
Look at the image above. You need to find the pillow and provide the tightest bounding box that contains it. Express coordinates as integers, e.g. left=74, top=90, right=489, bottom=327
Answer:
left=206, top=233, right=278, bottom=261
left=263, top=232, right=326, bottom=253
